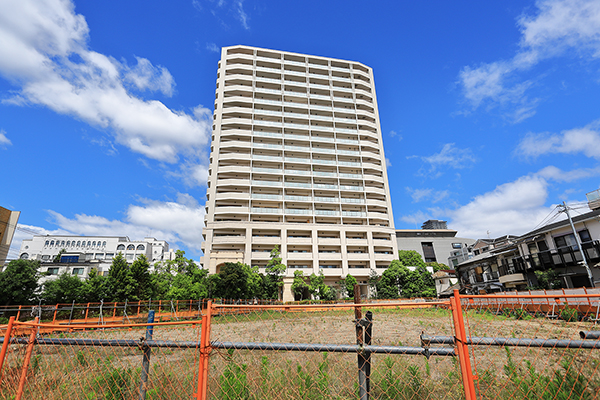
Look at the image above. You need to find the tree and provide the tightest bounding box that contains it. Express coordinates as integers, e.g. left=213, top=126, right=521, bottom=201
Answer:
left=40, top=272, right=83, bottom=304
left=213, top=262, right=264, bottom=300
left=426, top=262, right=448, bottom=273
left=401, top=266, right=436, bottom=298
left=375, top=260, right=411, bottom=299
left=167, top=264, right=209, bottom=300
left=79, top=269, right=108, bottom=303
left=343, top=274, right=358, bottom=298
left=130, top=254, right=152, bottom=301
left=368, top=269, right=380, bottom=298
left=291, top=270, right=309, bottom=300
left=53, top=248, right=66, bottom=263
left=308, top=271, right=336, bottom=301
left=532, top=270, right=562, bottom=290
left=398, top=250, right=426, bottom=268
left=264, top=246, right=286, bottom=299
left=107, top=253, right=134, bottom=302
left=0, top=259, right=40, bottom=305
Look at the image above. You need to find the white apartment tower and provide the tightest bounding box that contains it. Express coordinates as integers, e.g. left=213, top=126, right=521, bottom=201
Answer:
left=201, top=45, right=397, bottom=300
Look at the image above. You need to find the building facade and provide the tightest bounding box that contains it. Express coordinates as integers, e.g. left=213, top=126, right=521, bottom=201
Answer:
left=456, top=208, right=600, bottom=293
left=395, top=228, right=474, bottom=265
left=0, top=206, right=20, bottom=266
left=201, top=45, right=398, bottom=300
left=18, top=236, right=175, bottom=278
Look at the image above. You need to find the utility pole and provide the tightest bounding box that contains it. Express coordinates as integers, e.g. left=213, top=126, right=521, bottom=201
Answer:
left=559, top=202, right=595, bottom=287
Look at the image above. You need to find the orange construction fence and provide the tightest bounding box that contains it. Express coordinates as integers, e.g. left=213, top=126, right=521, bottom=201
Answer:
left=0, top=291, right=599, bottom=399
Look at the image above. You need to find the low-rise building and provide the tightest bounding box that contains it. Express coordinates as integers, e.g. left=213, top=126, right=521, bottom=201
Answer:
left=457, top=207, right=600, bottom=293
left=395, top=228, right=475, bottom=265
left=18, top=236, right=176, bottom=278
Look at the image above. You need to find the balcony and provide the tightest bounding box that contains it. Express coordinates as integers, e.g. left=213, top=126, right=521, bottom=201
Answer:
left=524, top=241, right=600, bottom=270
left=499, top=273, right=526, bottom=284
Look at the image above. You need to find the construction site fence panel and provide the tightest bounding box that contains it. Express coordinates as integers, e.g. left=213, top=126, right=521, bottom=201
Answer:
left=0, top=291, right=599, bottom=399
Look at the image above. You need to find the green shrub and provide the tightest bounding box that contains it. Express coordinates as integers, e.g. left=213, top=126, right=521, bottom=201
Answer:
left=560, top=307, right=579, bottom=322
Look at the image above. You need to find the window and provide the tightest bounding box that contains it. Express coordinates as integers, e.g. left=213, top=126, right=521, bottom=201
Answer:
left=61, top=241, right=65, bottom=246
left=66, top=241, right=70, bottom=246
left=136, top=244, right=145, bottom=251
left=61, top=255, right=79, bottom=263
left=117, top=244, right=125, bottom=250
left=452, top=243, right=462, bottom=249
left=421, top=242, right=437, bottom=262
left=72, top=268, right=84, bottom=275
left=126, top=254, right=134, bottom=260
left=127, top=244, right=135, bottom=250
left=102, top=241, right=107, bottom=247
left=42, top=255, right=50, bottom=260
left=20, top=253, right=29, bottom=259
left=87, top=241, right=91, bottom=246
left=554, top=230, right=590, bottom=250
left=95, top=253, right=103, bottom=259
left=105, top=253, right=114, bottom=259
left=45, top=240, right=49, bottom=246
left=77, top=241, right=81, bottom=246
left=92, top=241, right=96, bottom=247
left=47, top=267, right=59, bottom=275
left=50, top=240, right=55, bottom=246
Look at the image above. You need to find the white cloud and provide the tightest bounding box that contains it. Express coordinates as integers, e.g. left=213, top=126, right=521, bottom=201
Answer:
left=447, top=175, right=555, bottom=238
left=385, top=157, right=392, bottom=168
left=122, top=56, right=175, bottom=96
left=0, top=129, right=11, bottom=147
left=389, top=130, right=402, bottom=140
left=516, top=120, right=600, bottom=159
left=400, top=210, right=438, bottom=227
left=46, top=195, right=206, bottom=253
left=206, top=42, right=219, bottom=53
left=458, top=0, right=600, bottom=120
left=419, top=143, right=476, bottom=176
left=236, top=0, right=249, bottom=29
left=537, top=165, right=600, bottom=182
left=0, top=0, right=212, bottom=164
left=406, top=187, right=450, bottom=203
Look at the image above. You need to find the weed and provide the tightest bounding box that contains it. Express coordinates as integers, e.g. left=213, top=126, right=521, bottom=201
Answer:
left=560, top=307, right=579, bottom=322
left=218, top=350, right=251, bottom=400
left=504, top=347, right=591, bottom=400
left=76, top=350, right=88, bottom=367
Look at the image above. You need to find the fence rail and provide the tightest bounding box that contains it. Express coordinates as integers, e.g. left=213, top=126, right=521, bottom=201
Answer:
left=0, top=291, right=599, bottom=399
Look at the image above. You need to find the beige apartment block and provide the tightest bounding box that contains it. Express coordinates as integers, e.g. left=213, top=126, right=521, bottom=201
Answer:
left=200, top=45, right=397, bottom=301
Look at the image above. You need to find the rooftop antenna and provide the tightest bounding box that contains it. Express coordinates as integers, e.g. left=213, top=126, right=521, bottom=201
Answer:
left=486, top=230, right=490, bottom=239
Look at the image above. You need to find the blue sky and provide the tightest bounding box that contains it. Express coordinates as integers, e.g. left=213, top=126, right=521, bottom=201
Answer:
left=2, top=0, right=600, bottom=261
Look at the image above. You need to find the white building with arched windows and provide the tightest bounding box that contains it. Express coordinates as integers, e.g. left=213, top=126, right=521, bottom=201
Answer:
left=17, top=236, right=176, bottom=279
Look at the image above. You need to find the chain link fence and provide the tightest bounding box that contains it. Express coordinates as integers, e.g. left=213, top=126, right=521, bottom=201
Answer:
left=1, top=292, right=599, bottom=399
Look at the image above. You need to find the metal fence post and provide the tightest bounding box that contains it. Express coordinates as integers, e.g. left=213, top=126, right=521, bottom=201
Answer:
left=15, top=317, right=38, bottom=400
left=451, top=290, right=477, bottom=400
left=365, top=310, right=373, bottom=395
left=138, top=310, right=155, bottom=400
left=0, top=316, right=15, bottom=382
left=354, top=285, right=368, bottom=400
left=196, top=300, right=212, bottom=400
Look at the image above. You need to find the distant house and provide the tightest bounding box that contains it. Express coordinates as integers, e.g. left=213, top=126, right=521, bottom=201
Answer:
left=433, top=269, right=459, bottom=298
left=456, top=207, right=600, bottom=293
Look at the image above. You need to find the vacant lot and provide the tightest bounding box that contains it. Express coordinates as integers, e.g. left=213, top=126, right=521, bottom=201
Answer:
left=2, top=306, right=599, bottom=399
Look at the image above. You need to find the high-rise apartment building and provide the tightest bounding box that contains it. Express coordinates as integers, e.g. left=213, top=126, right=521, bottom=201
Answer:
left=201, top=45, right=397, bottom=300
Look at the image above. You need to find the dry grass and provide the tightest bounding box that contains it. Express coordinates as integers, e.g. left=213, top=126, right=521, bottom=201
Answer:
left=1, top=306, right=599, bottom=399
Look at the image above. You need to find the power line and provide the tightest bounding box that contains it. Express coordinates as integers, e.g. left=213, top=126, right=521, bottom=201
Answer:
left=532, top=205, right=561, bottom=231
